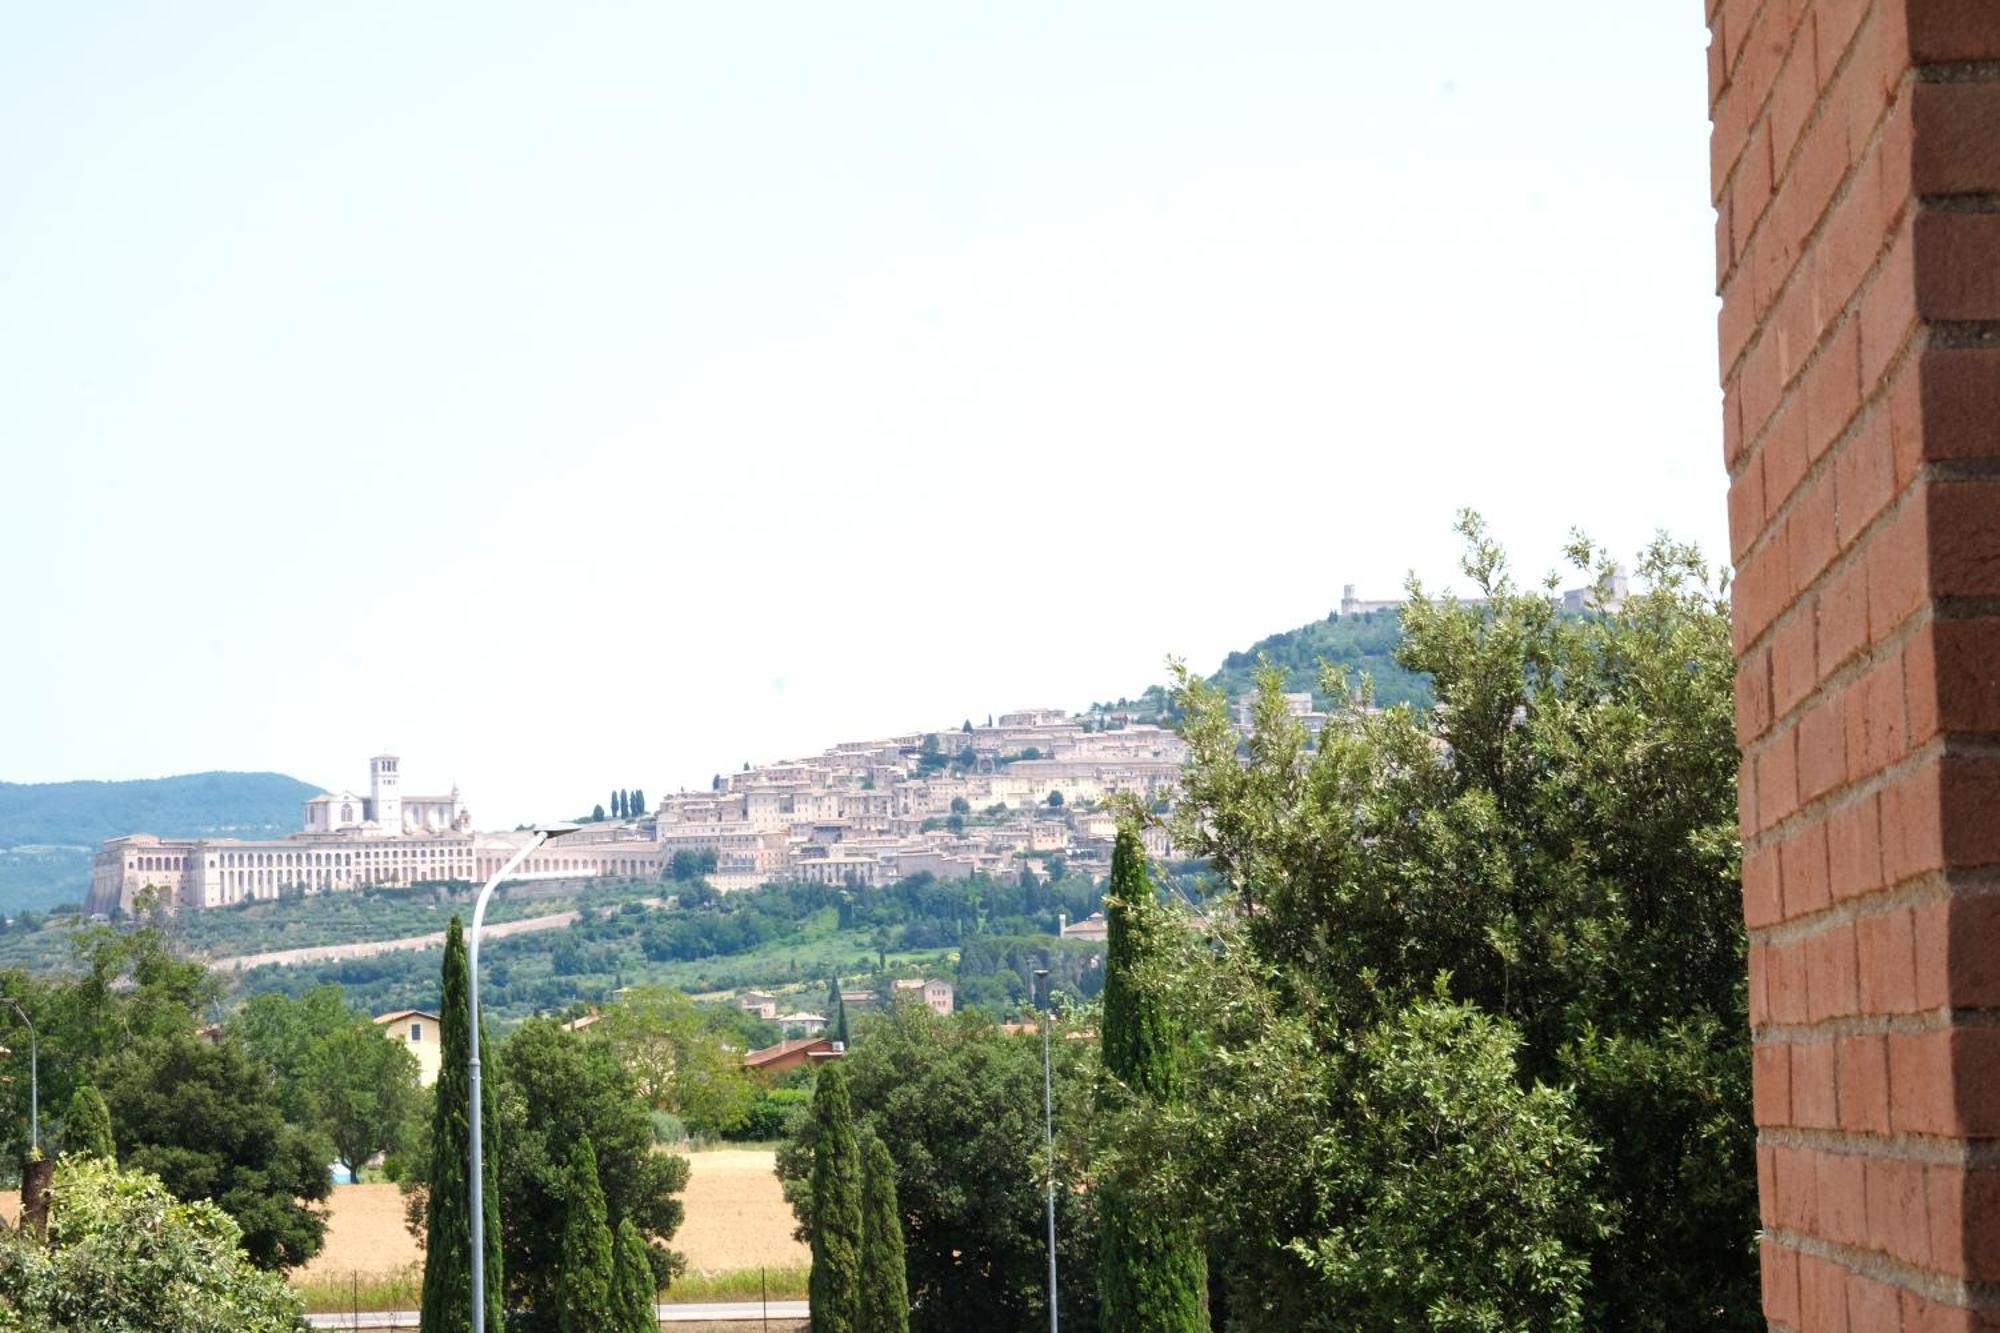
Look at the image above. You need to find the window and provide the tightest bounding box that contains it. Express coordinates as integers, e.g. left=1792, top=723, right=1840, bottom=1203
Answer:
left=410, top=1023, right=422, bottom=1042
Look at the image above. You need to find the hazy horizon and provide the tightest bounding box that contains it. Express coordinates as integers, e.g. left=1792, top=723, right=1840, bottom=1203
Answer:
left=2, top=5, right=1727, bottom=824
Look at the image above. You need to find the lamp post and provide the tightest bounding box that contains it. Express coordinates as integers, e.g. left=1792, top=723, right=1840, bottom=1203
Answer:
left=469, top=824, right=581, bottom=1333
left=1035, top=966, right=1058, bottom=1333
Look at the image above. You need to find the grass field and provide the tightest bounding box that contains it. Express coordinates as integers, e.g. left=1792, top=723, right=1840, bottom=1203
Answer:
left=292, top=1147, right=807, bottom=1312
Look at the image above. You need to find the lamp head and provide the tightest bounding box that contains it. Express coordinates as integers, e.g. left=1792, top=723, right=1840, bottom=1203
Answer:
left=536, top=823, right=583, bottom=841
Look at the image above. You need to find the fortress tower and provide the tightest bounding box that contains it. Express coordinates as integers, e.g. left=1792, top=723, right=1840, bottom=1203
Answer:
left=369, top=755, right=402, bottom=833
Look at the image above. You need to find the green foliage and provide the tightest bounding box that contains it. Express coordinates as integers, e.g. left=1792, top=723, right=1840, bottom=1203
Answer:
left=1097, top=828, right=1205, bottom=1332
left=95, top=1030, right=331, bottom=1271
left=0, top=1156, right=305, bottom=1332
left=59, top=1085, right=113, bottom=1163
left=235, top=984, right=420, bottom=1179
left=554, top=1138, right=616, bottom=1333
left=1168, top=519, right=1754, bottom=1329
left=857, top=1132, right=908, bottom=1333
left=418, top=916, right=502, bottom=1333
left=611, top=1217, right=657, bottom=1333
left=807, top=1064, right=862, bottom=1333
left=487, top=1019, right=686, bottom=1327
left=781, top=1006, right=1099, bottom=1333
left=585, top=986, right=755, bottom=1136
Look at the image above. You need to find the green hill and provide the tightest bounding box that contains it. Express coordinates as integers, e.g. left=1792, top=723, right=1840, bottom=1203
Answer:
left=1099, top=605, right=1433, bottom=720
left=0, top=772, right=323, bottom=913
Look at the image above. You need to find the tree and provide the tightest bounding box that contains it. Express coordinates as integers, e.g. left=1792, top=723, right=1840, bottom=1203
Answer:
left=0, top=1157, right=304, bottom=1333
left=1096, top=826, right=1205, bottom=1331
left=418, top=916, right=503, bottom=1333
left=808, top=1063, right=862, bottom=1333
left=1045, top=790, right=1063, bottom=809
left=554, top=1138, right=616, bottom=1333
left=962, top=720, right=973, bottom=733
left=96, top=1031, right=331, bottom=1270
left=60, top=1085, right=113, bottom=1162
left=594, top=804, right=608, bottom=823
left=858, top=1132, right=909, bottom=1333
left=948, top=797, right=970, bottom=816
left=311, top=1020, right=421, bottom=1180
left=782, top=1007, right=1098, bottom=1333
left=612, top=1218, right=656, bottom=1333
left=587, top=987, right=754, bottom=1135
left=1167, top=519, right=1752, bottom=1329
left=631, top=789, right=646, bottom=816
left=484, top=1019, right=686, bottom=1326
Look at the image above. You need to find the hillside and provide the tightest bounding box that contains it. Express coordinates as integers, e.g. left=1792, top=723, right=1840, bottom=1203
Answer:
left=0, top=772, right=323, bottom=912
left=1101, top=604, right=1433, bottom=719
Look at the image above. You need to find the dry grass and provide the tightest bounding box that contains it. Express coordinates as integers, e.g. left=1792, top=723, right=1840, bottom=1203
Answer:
left=288, top=1148, right=806, bottom=1300
left=675, top=1148, right=809, bottom=1274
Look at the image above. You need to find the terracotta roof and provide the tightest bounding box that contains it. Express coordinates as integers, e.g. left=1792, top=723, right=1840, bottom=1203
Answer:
left=743, top=1036, right=838, bottom=1070
left=373, top=1010, right=441, bottom=1026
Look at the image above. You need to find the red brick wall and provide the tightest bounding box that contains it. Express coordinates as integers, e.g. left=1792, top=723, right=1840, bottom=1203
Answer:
left=1709, top=0, right=2000, bottom=1326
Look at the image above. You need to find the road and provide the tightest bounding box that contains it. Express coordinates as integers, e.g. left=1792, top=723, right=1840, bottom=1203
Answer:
left=209, top=910, right=581, bottom=972
left=305, top=1300, right=810, bottom=1329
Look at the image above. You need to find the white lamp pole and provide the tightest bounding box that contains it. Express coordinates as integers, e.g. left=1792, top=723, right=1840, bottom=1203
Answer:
left=469, top=824, right=581, bottom=1332
left=1035, top=966, right=1057, bottom=1333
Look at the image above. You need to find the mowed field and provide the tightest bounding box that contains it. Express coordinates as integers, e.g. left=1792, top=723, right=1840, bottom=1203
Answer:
left=295, top=1147, right=806, bottom=1287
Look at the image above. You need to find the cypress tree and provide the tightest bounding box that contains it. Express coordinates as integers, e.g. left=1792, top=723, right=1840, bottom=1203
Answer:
left=611, top=1217, right=656, bottom=1333
left=554, top=1137, right=617, bottom=1333
left=1097, top=825, right=1207, bottom=1332
left=420, top=916, right=504, bottom=1333
left=857, top=1133, right=908, bottom=1333
left=808, top=1063, right=862, bottom=1333
left=62, top=1084, right=114, bottom=1162
left=632, top=789, right=645, bottom=815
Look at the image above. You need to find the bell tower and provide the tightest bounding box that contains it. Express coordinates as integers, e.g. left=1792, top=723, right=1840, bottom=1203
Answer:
left=369, top=755, right=403, bottom=834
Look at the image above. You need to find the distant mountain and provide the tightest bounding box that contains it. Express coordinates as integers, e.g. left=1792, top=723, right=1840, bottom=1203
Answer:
left=0, top=772, right=323, bottom=913
left=1098, top=605, right=1433, bottom=720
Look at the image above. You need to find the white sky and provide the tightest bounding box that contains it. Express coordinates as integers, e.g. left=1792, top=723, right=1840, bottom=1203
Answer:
left=0, top=4, right=1726, bottom=824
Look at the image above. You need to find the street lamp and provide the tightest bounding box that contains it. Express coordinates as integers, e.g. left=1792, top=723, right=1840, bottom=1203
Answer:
left=3, top=999, right=36, bottom=1156
left=1035, top=966, right=1058, bottom=1333
left=469, top=823, right=583, bottom=1332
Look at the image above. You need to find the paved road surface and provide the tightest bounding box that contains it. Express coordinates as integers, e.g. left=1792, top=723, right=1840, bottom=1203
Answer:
left=210, top=910, right=581, bottom=972
left=307, top=1299, right=809, bottom=1329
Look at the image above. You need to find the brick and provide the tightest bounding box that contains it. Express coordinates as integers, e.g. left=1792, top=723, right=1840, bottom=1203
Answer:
left=1773, top=934, right=1813, bottom=1024
left=1903, top=1288, right=2000, bottom=1333
left=1806, top=917, right=1859, bottom=1019
left=1867, top=1154, right=1932, bottom=1266
left=1816, top=557, right=1869, bottom=673
left=1909, top=0, right=2000, bottom=61
left=1834, top=412, right=1895, bottom=547
left=1847, top=652, right=1909, bottom=778
left=1915, top=212, right=2000, bottom=320
left=1945, top=897, right=2000, bottom=1009
left=1816, top=1148, right=1867, bottom=1246
left=1857, top=905, right=1918, bottom=1013
left=1770, top=37, right=1819, bottom=168
left=1947, top=1028, right=2000, bottom=1136
left=1940, top=752, right=2000, bottom=868
left=1882, top=757, right=1945, bottom=886
left=1837, top=1032, right=1890, bottom=1133
left=1915, top=897, right=1951, bottom=1011
left=1826, top=791, right=1884, bottom=899
left=1927, top=1165, right=2000, bottom=1282
left=1729, top=461, right=1766, bottom=565
left=1847, top=1271, right=1902, bottom=1333
left=1736, top=534, right=1792, bottom=654
left=1756, top=1039, right=1792, bottom=1125
left=1740, top=762, right=1759, bottom=835
left=1888, top=357, right=1925, bottom=489
left=1927, top=618, right=2000, bottom=735
left=1800, top=694, right=1849, bottom=802
left=1764, top=396, right=1812, bottom=513
left=1762, top=1238, right=1802, bottom=1327
left=1773, top=610, right=1819, bottom=718
left=1797, top=1249, right=1850, bottom=1332
left=1919, top=347, right=2000, bottom=463
left=1929, top=480, right=2000, bottom=598
left=1745, top=842, right=1784, bottom=927
left=1738, top=644, right=1775, bottom=746
left=1889, top=1028, right=1952, bottom=1133
left=1914, top=83, right=2000, bottom=195
left=1788, top=474, right=1841, bottom=596
left=1750, top=940, right=1772, bottom=1025
left=1804, top=322, right=1862, bottom=461
left=1794, top=1038, right=1839, bottom=1127
left=1774, top=1142, right=1822, bottom=1230
left=1860, top=223, right=1918, bottom=390
left=1760, top=728, right=1802, bottom=828
left=1783, top=816, right=1831, bottom=916
left=1867, top=497, right=1930, bottom=637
